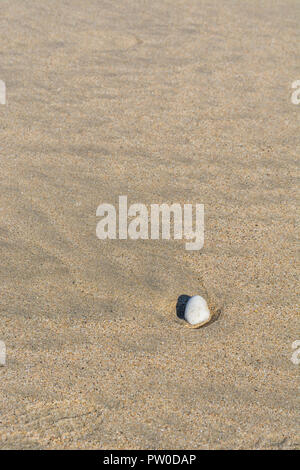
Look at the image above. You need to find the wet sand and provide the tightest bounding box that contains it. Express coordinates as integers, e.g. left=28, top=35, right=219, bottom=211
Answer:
left=0, top=0, right=299, bottom=449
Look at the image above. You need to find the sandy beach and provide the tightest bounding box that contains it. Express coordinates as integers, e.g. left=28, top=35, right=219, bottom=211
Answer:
left=0, top=0, right=299, bottom=449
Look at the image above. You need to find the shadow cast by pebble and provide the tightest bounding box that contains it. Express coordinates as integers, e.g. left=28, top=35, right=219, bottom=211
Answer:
left=176, top=294, right=191, bottom=319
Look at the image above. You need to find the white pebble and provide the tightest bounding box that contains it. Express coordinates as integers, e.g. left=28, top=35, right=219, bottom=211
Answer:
left=184, top=295, right=211, bottom=326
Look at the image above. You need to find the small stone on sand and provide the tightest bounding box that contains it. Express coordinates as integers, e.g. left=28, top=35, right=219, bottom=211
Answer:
left=184, top=295, right=211, bottom=326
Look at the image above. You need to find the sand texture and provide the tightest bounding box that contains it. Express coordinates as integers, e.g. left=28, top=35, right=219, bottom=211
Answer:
left=0, top=0, right=299, bottom=449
